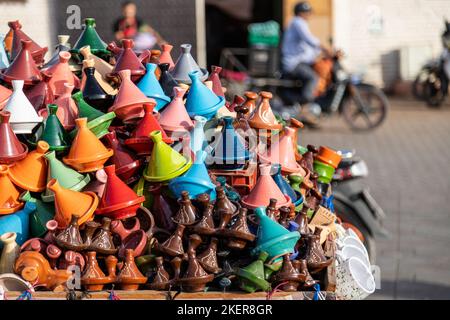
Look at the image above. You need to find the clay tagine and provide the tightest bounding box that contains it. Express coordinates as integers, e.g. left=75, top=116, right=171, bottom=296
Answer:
left=197, top=237, right=221, bottom=274
left=3, top=80, right=43, bottom=134
left=7, top=20, right=48, bottom=65
left=14, top=251, right=70, bottom=290
left=124, top=102, right=172, bottom=156
left=158, top=224, right=185, bottom=257
left=143, top=130, right=191, bottom=182
left=108, top=39, right=146, bottom=82
left=70, top=18, right=109, bottom=57
left=159, top=86, right=194, bottom=136
left=177, top=234, right=214, bottom=292
left=46, top=52, right=80, bottom=97
left=171, top=191, right=199, bottom=226
left=81, top=251, right=117, bottom=291
left=305, top=227, right=333, bottom=273
left=236, top=251, right=271, bottom=293
left=81, top=65, right=115, bottom=112
left=23, top=71, right=54, bottom=112
left=102, top=131, right=141, bottom=184
left=147, top=256, right=171, bottom=290
left=63, top=118, right=113, bottom=172
left=47, top=178, right=98, bottom=229
left=248, top=91, right=282, bottom=132
left=0, top=111, right=28, bottom=165
left=270, top=255, right=305, bottom=291
left=159, top=63, right=179, bottom=98
left=95, top=165, right=145, bottom=220
left=116, top=249, right=148, bottom=290
left=88, top=217, right=117, bottom=255
left=216, top=208, right=255, bottom=249
left=0, top=165, right=24, bottom=215
left=170, top=44, right=208, bottom=84
left=0, top=40, right=42, bottom=85
left=54, top=215, right=87, bottom=251
left=241, top=164, right=292, bottom=210
left=190, top=203, right=216, bottom=236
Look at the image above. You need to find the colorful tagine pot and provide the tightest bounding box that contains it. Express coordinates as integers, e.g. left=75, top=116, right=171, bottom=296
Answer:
left=108, top=39, right=146, bottom=82
left=47, top=178, right=97, bottom=229
left=7, top=20, right=48, bottom=65
left=236, top=251, right=271, bottom=293
left=137, top=63, right=170, bottom=111
left=63, top=118, right=113, bottom=172
left=170, top=44, right=208, bottom=84
left=32, top=104, right=71, bottom=152
left=159, top=44, right=175, bottom=70
left=124, top=102, right=172, bottom=156
left=0, top=165, right=25, bottom=215
left=169, top=150, right=217, bottom=201
left=208, top=116, right=252, bottom=170
left=242, top=164, right=291, bottom=210
left=3, top=80, right=43, bottom=134
left=108, top=70, right=153, bottom=123
left=71, top=92, right=116, bottom=139
left=95, top=165, right=145, bottom=220
left=70, top=18, right=109, bottom=57
left=0, top=201, right=36, bottom=246
left=41, top=151, right=90, bottom=202
left=159, top=86, right=194, bottom=136
left=251, top=207, right=300, bottom=262
left=46, top=52, right=80, bottom=97
left=185, top=70, right=225, bottom=120
left=23, top=71, right=54, bottom=112
left=248, top=91, right=282, bottom=132
left=143, top=131, right=192, bottom=182
left=102, top=131, right=141, bottom=184
left=159, top=63, right=179, bottom=98
left=8, top=141, right=49, bottom=193
left=81, top=65, right=115, bottom=112
left=0, top=40, right=42, bottom=85
left=0, top=111, right=28, bottom=165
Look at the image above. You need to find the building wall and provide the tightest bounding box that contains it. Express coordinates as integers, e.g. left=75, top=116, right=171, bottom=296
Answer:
left=332, top=0, right=450, bottom=89
left=0, top=0, right=53, bottom=59
left=0, top=0, right=200, bottom=64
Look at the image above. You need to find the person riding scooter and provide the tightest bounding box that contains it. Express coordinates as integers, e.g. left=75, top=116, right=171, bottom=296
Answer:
left=280, top=1, right=331, bottom=125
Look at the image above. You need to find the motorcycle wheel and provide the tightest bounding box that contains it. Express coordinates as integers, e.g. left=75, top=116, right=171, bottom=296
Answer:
left=341, top=83, right=389, bottom=131
left=412, top=69, right=431, bottom=100
left=423, top=72, right=447, bottom=108
left=333, top=199, right=377, bottom=264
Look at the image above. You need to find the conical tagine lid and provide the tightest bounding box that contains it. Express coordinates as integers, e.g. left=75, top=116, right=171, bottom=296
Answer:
left=4, top=80, right=43, bottom=134
left=143, top=130, right=191, bottom=182
left=8, top=141, right=49, bottom=192
left=241, top=164, right=291, bottom=209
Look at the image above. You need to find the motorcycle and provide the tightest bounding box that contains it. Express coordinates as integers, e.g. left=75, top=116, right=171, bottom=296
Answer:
left=413, top=19, right=450, bottom=107
left=273, top=51, right=389, bottom=131
left=220, top=47, right=389, bottom=130
left=331, top=150, right=388, bottom=263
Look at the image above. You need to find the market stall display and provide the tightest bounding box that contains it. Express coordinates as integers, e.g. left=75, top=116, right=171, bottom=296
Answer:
left=0, top=18, right=376, bottom=301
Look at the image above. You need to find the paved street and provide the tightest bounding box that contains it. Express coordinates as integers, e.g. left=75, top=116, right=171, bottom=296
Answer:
left=301, top=98, right=450, bottom=300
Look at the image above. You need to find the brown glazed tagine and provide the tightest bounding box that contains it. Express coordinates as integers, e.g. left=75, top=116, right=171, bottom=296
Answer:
left=88, top=217, right=117, bottom=255
left=299, top=145, right=318, bottom=173
left=296, top=259, right=318, bottom=289
left=54, top=215, right=87, bottom=251
left=171, top=191, right=198, bottom=226
left=46, top=244, right=62, bottom=269
left=266, top=198, right=279, bottom=221
left=177, top=234, right=214, bottom=292
left=214, top=186, right=239, bottom=220
left=190, top=203, right=216, bottom=236
left=271, top=255, right=305, bottom=292
left=147, top=256, right=171, bottom=290
left=216, top=207, right=255, bottom=249
left=81, top=251, right=117, bottom=291
left=116, top=249, right=148, bottom=290
left=197, top=237, right=221, bottom=274
left=306, top=227, right=333, bottom=273
left=158, top=224, right=185, bottom=257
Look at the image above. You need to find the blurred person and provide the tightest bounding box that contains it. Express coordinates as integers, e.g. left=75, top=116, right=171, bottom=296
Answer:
left=281, top=1, right=331, bottom=124
left=113, top=1, right=166, bottom=49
